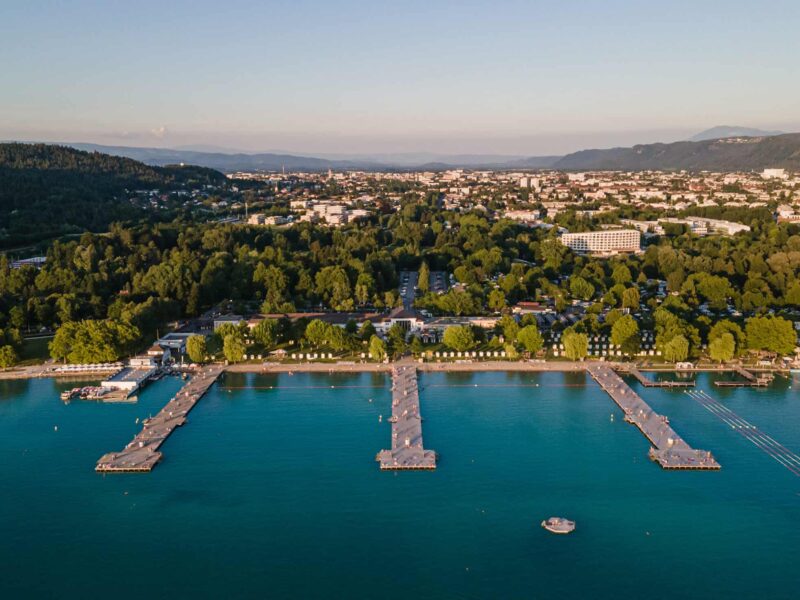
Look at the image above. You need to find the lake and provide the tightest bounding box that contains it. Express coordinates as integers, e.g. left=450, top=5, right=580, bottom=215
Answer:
left=1, top=370, right=798, bottom=599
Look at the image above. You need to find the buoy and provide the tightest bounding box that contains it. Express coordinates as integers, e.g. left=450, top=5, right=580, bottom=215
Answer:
left=54, top=425, right=58, bottom=432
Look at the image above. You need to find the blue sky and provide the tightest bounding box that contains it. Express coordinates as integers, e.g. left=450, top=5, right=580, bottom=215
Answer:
left=1, top=0, right=799, bottom=154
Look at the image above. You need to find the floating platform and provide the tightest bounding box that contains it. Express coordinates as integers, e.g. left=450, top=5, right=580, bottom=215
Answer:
left=377, top=363, right=436, bottom=470
left=589, top=365, right=719, bottom=470
left=95, top=364, right=224, bottom=473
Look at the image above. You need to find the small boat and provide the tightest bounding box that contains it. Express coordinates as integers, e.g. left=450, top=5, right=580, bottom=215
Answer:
left=541, top=517, right=575, bottom=534
left=60, top=387, right=80, bottom=401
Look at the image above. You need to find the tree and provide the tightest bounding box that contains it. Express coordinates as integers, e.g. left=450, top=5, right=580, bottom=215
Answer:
left=487, top=289, right=506, bottom=312
left=708, top=332, right=735, bottom=363
left=443, top=325, right=476, bottom=352
left=745, top=315, right=797, bottom=355
left=695, top=274, right=735, bottom=311
left=621, top=287, right=640, bottom=311
left=497, top=315, right=519, bottom=343
left=708, top=320, right=745, bottom=356
left=304, top=319, right=331, bottom=347
left=387, top=323, right=407, bottom=354
left=186, top=335, right=208, bottom=363
left=612, top=264, right=632, bottom=285
left=517, top=324, right=544, bottom=353
left=562, top=330, right=588, bottom=361
left=610, top=314, right=640, bottom=357
left=215, top=322, right=241, bottom=340
left=186, top=282, right=201, bottom=316
left=49, top=319, right=141, bottom=364
left=315, top=266, right=352, bottom=310
left=662, top=334, right=689, bottom=363
left=569, top=276, right=595, bottom=301
left=418, top=262, right=430, bottom=293
left=254, top=264, right=288, bottom=312
left=223, top=333, right=246, bottom=363
left=252, top=318, right=279, bottom=348
left=654, top=307, right=699, bottom=359
left=327, top=326, right=349, bottom=352
left=0, top=345, right=17, bottom=368
left=359, top=320, right=376, bottom=341
left=786, top=281, right=800, bottom=307
left=9, top=306, right=25, bottom=330
left=369, top=335, right=386, bottom=361
left=354, top=272, right=375, bottom=306
left=410, top=335, right=424, bottom=355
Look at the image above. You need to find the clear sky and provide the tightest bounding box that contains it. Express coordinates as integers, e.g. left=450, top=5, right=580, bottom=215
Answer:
left=1, top=0, right=799, bottom=155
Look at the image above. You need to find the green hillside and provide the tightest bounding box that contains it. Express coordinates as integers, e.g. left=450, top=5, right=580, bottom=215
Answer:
left=0, top=143, right=226, bottom=248
left=554, top=133, right=800, bottom=171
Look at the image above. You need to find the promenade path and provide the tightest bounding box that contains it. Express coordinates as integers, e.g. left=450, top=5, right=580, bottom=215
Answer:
left=377, top=363, right=436, bottom=470
left=96, top=364, right=224, bottom=473
left=589, top=365, right=719, bottom=470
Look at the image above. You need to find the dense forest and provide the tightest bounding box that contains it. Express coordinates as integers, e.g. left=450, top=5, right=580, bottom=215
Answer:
left=0, top=143, right=226, bottom=248
left=0, top=194, right=798, bottom=364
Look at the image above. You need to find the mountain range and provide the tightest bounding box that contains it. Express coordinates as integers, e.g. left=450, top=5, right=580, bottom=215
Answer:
left=23, top=126, right=798, bottom=172
left=65, top=143, right=562, bottom=172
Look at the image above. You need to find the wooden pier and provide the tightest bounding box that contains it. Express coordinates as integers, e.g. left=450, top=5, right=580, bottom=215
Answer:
left=588, top=365, right=719, bottom=470
left=620, top=366, right=695, bottom=388
left=714, top=366, right=773, bottom=388
left=377, top=364, right=437, bottom=470
left=95, top=364, right=225, bottom=473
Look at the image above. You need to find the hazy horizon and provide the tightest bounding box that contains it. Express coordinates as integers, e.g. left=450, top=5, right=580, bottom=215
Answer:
left=2, top=0, right=799, bottom=155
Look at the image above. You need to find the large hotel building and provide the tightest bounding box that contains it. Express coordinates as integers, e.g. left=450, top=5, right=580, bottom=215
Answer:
left=560, top=229, right=641, bottom=255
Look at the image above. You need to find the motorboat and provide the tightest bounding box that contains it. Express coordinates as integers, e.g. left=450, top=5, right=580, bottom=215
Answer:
left=541, top=517, right=576, bottom=534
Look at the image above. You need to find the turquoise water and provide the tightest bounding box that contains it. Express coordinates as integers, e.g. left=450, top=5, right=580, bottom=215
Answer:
left=1, top=371, right=799, bottom=599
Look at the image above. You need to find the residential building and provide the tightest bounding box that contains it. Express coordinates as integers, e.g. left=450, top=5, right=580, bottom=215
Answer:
left=560, top=230, right=641, bottom=255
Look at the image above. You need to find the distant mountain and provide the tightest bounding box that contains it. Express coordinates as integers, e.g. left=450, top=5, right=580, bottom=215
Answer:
left=690, top=126, right=784, bottom=142
left=553, top=133, right=800, bottom=171
left=311, top=152, right=561, bottom=169
left=65, top=143, right=561, bottom=172
left=504, top=155, right=563, bottom=169
left=66, top=143, right=369, bottom=172
left=0, top=143, right=225, bottom=248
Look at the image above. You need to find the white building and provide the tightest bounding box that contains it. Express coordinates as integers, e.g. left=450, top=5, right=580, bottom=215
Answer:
left=762, top=168, right=788, bottom=180
left=560, top=230, right=641, bottom=255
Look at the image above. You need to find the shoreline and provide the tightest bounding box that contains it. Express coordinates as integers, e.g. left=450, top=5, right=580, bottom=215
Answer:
left=1, top=360, right=792, bottom=381
left=230, top=360, right=791, bottom=375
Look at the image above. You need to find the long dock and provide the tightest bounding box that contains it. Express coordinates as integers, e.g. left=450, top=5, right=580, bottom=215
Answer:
left=589, top=365, right=719, bottom=470
left=621, top=366, right=695, bottom=388
left=377, top=364, right=437, bottom=470
left=95, top=364, right=225, bottom=473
